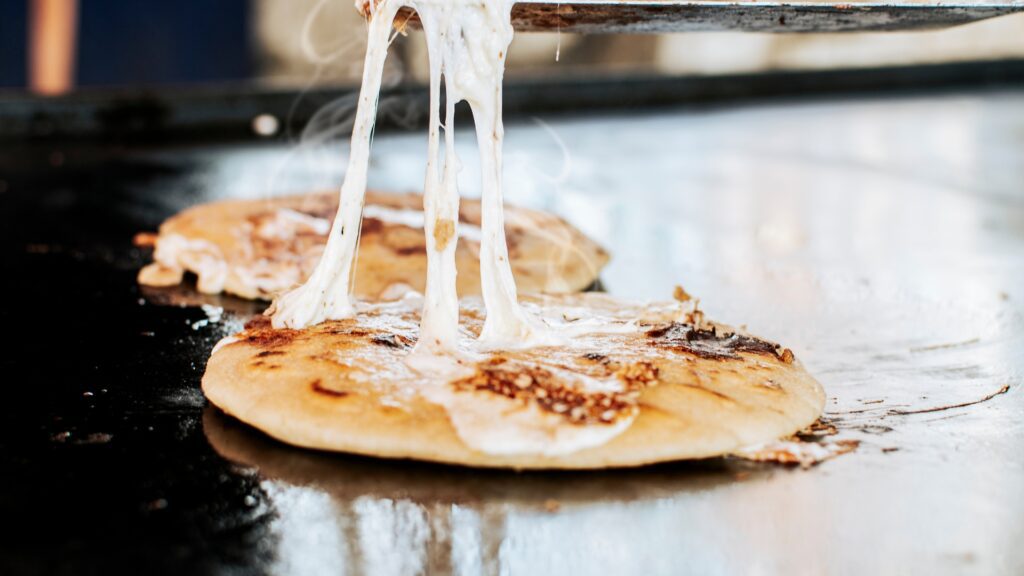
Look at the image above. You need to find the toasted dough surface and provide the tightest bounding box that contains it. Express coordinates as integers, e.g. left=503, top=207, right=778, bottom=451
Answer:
left=203, top=293, right=825, bottom=469
left=139, top=191, right=608, bottom=300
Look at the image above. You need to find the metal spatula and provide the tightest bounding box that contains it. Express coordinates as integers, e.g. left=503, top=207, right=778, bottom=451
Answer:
left=392, top=0, right=1024, bottom=33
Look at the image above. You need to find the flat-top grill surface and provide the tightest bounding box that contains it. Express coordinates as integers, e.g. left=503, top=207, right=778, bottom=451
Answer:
left=2, top=88, right=1023, bottom=575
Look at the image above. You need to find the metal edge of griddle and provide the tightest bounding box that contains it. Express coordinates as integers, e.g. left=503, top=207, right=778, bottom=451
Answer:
left=0, top=59, right=1023, bottom=145
left=394, top=1, right=1024, bottom=33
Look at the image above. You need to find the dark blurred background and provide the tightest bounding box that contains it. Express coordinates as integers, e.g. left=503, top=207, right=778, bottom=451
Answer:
left=1, top=2, right=252, bottom=90
left=4, top=0, right=1024, bottom=94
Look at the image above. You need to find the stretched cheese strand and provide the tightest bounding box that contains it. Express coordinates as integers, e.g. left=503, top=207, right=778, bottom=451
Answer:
left=275, top=0, right=552, bottom=351
left=416, top=0, right=555, bottom=352
left=270, top=0, right=401, bottom=329
left=461, top=2, right=554, bottom=349
left=415, top=1, right=461, bottom=352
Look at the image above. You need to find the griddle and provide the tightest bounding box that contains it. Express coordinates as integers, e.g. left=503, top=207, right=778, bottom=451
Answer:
left=2, top=70, right=1023, bottom=575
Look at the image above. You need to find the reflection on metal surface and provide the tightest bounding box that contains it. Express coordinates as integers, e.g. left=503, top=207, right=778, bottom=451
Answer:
left=205, top=408, right=804, bottom=575
left=200, top=409, right=882, bottom=571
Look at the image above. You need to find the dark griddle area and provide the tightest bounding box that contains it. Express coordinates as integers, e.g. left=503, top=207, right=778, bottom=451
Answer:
left=0, top=146, right=268, bottom=574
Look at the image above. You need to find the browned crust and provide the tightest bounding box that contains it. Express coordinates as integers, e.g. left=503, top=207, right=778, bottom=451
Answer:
left=646, top=322, right=794, bottom=363
left=451, top=356, right=658, bottom=425
left=140, top=191, right=610, bottom=300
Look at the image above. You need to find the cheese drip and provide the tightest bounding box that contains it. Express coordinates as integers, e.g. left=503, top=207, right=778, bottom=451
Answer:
left=417, top=0, right=558, bottom=352
left=271, top=0, right=552, bottom=351
left=266, top=0, right=634, bottom=456
left=270, top=0, right=402, bottom=329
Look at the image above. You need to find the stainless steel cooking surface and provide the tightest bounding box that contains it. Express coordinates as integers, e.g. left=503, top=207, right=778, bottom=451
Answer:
left=395, top=0, right=1024, bottom=32
left=6, top=0, right=1024, bottom=572
left=4, top=75, right=1023, bottom=575
left=151, top=89, right=1022, bottom=575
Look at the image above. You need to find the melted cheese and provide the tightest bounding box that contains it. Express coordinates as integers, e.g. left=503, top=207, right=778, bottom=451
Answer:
left=423, top=384, right=635, bottom=456
left=267, top=0, right=629, bottom=455
left=272, top=0, right=552, bottom=345
left=361, top=205, right=483, bottom=242
left=270, top=0, right=403, bottom=329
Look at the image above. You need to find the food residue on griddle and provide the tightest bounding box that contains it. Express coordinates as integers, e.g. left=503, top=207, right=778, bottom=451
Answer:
left=734, top=438, right=859, bottom=468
